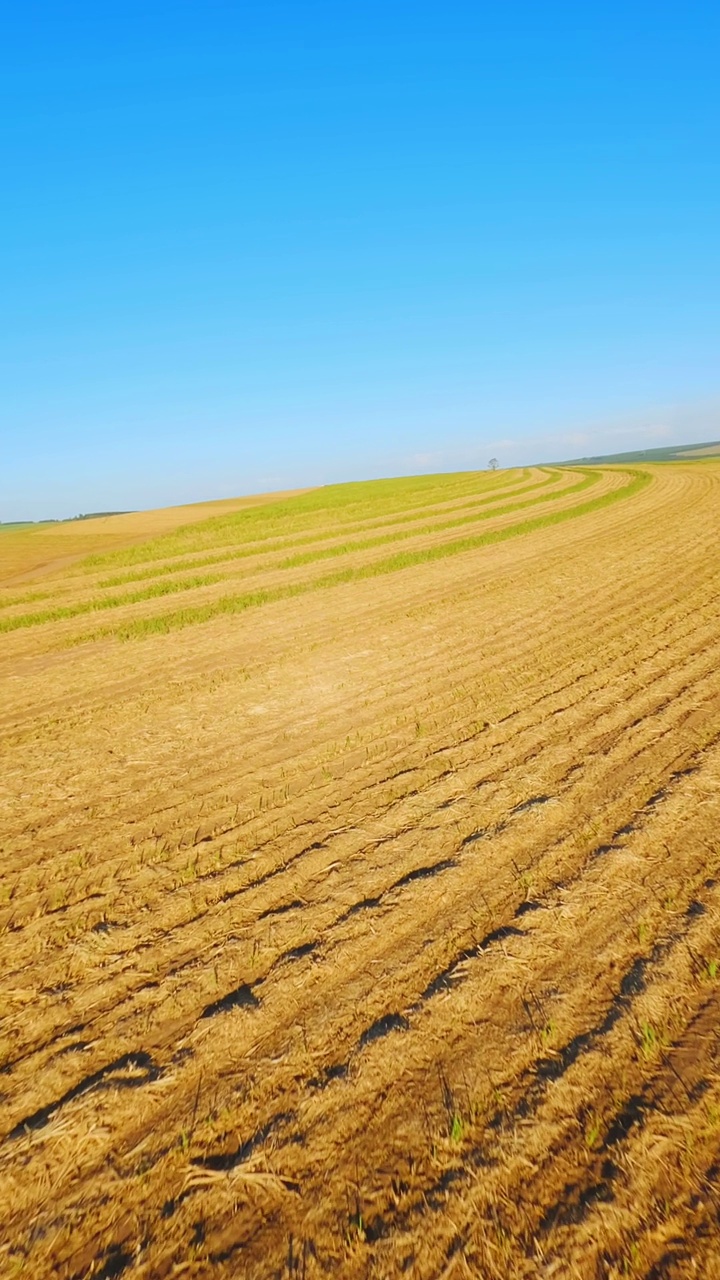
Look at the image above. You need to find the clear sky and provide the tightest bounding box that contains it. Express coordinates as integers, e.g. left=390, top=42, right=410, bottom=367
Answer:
left=2, top=2, right=719, bottom=520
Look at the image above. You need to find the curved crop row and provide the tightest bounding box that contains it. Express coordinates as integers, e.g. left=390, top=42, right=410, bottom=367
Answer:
left=108, top=466, right=649, bottom=640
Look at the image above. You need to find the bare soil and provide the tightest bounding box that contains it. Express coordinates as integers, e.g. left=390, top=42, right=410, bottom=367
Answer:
left=1, top=463, right=719, bottom=1279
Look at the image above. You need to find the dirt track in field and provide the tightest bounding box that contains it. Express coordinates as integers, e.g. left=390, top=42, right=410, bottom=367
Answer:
left=1, top=462, right=719, bottom=1279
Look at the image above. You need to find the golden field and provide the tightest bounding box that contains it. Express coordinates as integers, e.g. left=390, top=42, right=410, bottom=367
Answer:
left=1, top=460, right=719, bottom=1279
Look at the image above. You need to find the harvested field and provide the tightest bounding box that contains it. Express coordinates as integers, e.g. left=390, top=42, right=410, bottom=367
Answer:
left=1, top=459, right=720, bottom=1278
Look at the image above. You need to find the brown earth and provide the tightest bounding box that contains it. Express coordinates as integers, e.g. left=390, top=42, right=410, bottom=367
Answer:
left=1, top=462, right=719, bottom=1278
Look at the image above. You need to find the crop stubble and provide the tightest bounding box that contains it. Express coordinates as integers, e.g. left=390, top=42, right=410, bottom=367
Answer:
left=0, top=461, right=719, bottom=1278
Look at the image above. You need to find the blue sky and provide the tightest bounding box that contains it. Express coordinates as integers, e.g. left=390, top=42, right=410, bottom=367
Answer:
left=2, top=2, right=719, bottom=519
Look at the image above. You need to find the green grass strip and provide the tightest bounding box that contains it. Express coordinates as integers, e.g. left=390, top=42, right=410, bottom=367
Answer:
left=93, top=469, right=558, bottom=589
left=81, top=467, right=533, bottom=572
left=0, top=588, right=54, bottom=612
left=1, top=475, right=560, bottom=630
left=108, top=467, right=650, bottom=641
left=0, top=573, right=222, bottom=633
left=279, top=468, right=597, bottom=569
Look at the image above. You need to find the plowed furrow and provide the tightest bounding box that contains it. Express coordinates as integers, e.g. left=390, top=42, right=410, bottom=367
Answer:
left=4, top=680, right=717, bottom=1269
left=3, top=594, right=720, bottom=1116
left=15, top=732, right=712, bottom=1280
left=2, top=462, right=720, bottom=1278
left=3, top=545, right=720, bottom=1137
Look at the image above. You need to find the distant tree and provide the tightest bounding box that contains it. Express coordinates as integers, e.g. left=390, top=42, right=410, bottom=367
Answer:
left=488, top=457, right=499, bottom=471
